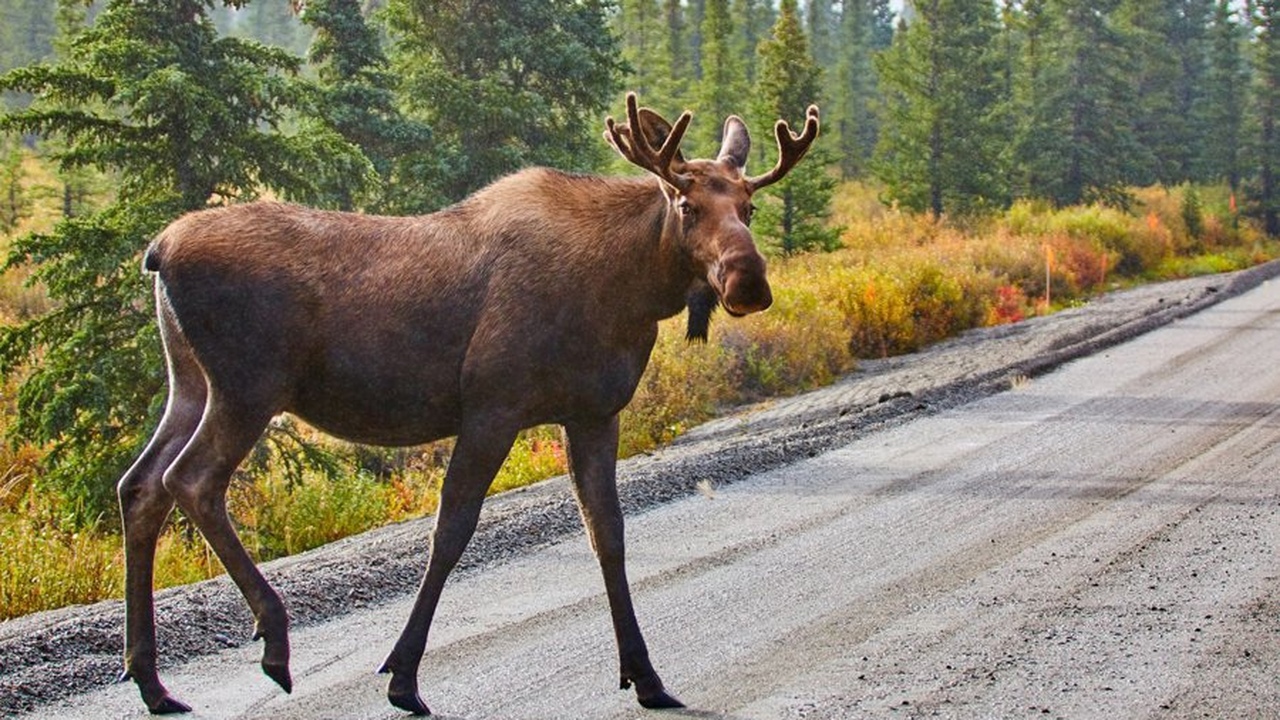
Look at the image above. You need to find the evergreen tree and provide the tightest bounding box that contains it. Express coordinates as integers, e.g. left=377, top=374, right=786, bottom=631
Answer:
left=298, top=0, right=438, bottom=213
left=0, top=0, right=359, bottom=523
left=1254, top=0, right=1280, bottom=234
left=693, top=0, right=748, bottom=153
left=831, top=0, right=883, bottom=178
left=868, top=0, right=896, bottom=49
left=731, top=0, right=776, bottom=87
left=874, top=0, right=1009, bottom=216
left=237, top=0, right=313, bottom=55
left=806, top=0, right=838, bottom=71
left=1011, top=0, right=1141, bottom=207
left=0, top=0, right=58, bottom=108
left=616, top=0, right=666, bottom=100
left=0, top=135, right=27, bottom=235
left=1006, top=0, right=1052, bottom=199
left=0, top=0, right=57, bottom=73
left=657, top=0, right=692, bottom=109
left=1199, top=0, right=1248, bottom=189
left=689, top=0, right=707, bottom=81
left=1119, top=0, right=1212, bottom=184
left=615, top=0, right=692, bottom=117
left=753, top=0, right=840, bottom=254
left=384, top=0, right=625, bottom=201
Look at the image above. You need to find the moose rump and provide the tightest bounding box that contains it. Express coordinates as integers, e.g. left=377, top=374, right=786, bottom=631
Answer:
left=116, top=92, right=818, bottom=716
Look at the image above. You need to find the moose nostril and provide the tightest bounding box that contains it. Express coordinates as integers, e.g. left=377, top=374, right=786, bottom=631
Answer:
left=721, top=271, right=772, bottom=315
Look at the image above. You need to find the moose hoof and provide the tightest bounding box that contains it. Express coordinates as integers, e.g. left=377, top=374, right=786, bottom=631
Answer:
left=638, top=689, right=685, bottom=710
left=126, top=669, right=193, bottom=714
left=379, top=661, right=431, bottom=716
left=147, top=694, right=194, bottom=715
left=387, top=689, right=432, bottom=716
left=622, top=673, right=685, bottom=710
left=261, top=660, right=293, bottom=694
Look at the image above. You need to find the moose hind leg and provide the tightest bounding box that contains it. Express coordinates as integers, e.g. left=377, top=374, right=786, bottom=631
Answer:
left=379, top=421, right=518, bottom=716
left=118, top=394, right=205, bottom=713
left=563, top=417, right=683, bottom=709
left=161, top=397, right=293, bottom=694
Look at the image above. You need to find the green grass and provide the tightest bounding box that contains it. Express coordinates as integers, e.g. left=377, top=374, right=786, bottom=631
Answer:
left=1, top=175, right=1274, bottom=620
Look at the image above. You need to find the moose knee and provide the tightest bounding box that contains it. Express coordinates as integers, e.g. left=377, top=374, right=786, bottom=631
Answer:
left=161, top=466, right=229, bottom=521
left=118, top=473, right=165, bottom=512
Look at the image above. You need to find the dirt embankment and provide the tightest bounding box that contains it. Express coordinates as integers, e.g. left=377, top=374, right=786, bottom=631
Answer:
left=2, top=261, right=1277, bottom=716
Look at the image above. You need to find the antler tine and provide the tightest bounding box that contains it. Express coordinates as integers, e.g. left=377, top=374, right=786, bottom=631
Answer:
left=627, top=93, right=692, bottom=175
left=747, top=104, right=820, bottom=192
left=605, top=92, right=692, bottom=190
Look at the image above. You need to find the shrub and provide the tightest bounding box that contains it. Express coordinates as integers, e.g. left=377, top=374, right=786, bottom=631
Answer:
left=830, top=265, right=917, bottom=358
left=621, top=323, right=736, bottom=455
left=491, top=427, right=568, bottom=495
left=229, top=467, right=393, bottom=559
left=718, top=275, right=851, bottom=395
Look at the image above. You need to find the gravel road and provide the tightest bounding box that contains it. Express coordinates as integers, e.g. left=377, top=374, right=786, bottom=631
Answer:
left=3, top=262, right=1279, bottom=719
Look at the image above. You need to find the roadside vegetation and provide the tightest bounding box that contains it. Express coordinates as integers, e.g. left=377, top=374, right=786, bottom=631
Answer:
left=0, top=154, right=1270, bottom=619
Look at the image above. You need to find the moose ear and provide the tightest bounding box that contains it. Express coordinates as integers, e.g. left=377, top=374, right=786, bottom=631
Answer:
left=636, top=108, right=688, bottom=165
left=718, top=116, right=751, bottom=170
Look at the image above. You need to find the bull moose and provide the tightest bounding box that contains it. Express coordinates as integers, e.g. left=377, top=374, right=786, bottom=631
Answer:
left=117, top=93, right=819, bottom=715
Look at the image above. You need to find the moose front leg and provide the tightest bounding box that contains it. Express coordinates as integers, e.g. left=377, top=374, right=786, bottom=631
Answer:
left=563, top=417, right=683, bottom=709
left=380, top=421, right=518, bottom=715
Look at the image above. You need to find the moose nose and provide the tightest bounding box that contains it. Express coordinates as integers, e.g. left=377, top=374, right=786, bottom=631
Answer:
left=716, top=247, right=772, bottom=316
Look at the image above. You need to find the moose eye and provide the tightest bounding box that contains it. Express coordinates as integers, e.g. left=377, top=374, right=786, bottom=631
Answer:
left=676, top=198, right=693, bottom=217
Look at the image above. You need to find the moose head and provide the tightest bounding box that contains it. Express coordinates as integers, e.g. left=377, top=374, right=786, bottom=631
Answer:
left=604, top=92, right=819, bottom=339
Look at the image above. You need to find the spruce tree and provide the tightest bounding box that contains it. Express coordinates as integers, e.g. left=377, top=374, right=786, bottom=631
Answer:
left=616, top=0, right=666, bottom=100
left=657, top=0, right=692, bottom=110
left=0, top=135, right=27, bottom=235
left=384, top=0, right=624, bottom=201
left=1199, top=0, right=1248, bottom=189
left=874, top=0, right=1009, bottom=216
left=831, top=0, right=883, bottom=178
left=298, top=0, right=438, bottom=214
left=1011, top=0, right=1141, bottom=207
left=1254, top=0, right=1280, bottom=234
left=0, top=0, right=58, bottom=109
left=868, top=0, right=896, bottom=48
left=753, top=0, right=840, bottom=254
left=0, top=0, right=357, bottom=523
left=693, top=0, right=747, bottom=153
left=1119, top=0, right=1212, bottom=185
left=731, top=0, right=776, bottom=87
left=806, top=0, right=838, bottom=72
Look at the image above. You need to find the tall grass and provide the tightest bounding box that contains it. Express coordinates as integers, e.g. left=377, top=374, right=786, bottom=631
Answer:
left=0, top=178, right=1273, bottom=620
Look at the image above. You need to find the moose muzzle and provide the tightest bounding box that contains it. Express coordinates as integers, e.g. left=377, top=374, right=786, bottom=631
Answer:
left=714, top=243, right=772, bottom=317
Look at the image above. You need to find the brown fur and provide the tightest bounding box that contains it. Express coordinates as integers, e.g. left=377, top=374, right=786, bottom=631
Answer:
left=116, top=94, right=818, bottom=715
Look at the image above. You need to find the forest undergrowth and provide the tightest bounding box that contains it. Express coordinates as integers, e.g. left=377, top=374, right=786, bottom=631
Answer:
left=0, top=170, right=1271, bottom=621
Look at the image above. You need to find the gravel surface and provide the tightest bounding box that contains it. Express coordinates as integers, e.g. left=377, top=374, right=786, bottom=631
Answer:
left=2, top=261, right=1278, bottom=716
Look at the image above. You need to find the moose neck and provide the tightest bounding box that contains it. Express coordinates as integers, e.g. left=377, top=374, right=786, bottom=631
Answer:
left=615, top=177, right=700, bottom=323
left=554, top=172, right=699, bottom=326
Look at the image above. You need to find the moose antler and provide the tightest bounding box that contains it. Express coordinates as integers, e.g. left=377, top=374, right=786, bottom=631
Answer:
left=746, top=105, right=820, bottom=192
left=605, top=92, right=693, bottom=192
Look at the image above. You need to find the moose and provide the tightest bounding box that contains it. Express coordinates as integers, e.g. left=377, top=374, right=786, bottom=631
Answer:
left=117, top=93, right=818, bottom=715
